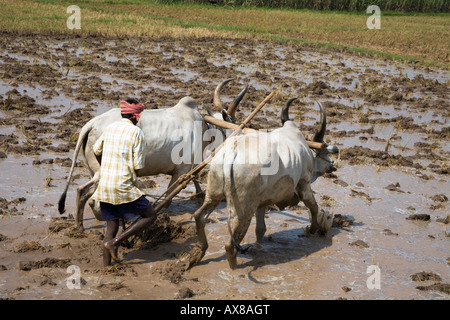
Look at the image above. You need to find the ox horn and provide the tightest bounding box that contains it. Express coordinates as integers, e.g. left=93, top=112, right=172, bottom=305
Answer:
left=213, top=78, right=234, bottom=111
left=227, top=83, right=248, bottom=119
left=281, top=97, right=298, bottom=124
left=213, top=78, right=248, bottom=118
left=313, top=101, right=327, bottom=143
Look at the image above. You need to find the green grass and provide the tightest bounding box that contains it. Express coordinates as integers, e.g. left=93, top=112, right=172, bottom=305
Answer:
left=155, top=0, right=449, bottom=13
left=1, top=0, right=449, bottom=68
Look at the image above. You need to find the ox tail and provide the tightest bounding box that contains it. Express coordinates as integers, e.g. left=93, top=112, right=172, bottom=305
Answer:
left=58, top=120, right=93, bottom=214
left=226, top=202, right=245, bottom=254
left=224, top=153, right=249, bottom=255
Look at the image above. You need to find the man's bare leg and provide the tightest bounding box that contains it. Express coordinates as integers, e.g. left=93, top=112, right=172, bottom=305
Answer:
left=104, top=206, right=156, bottom=263
left=103, top=220, right=120, bottom=266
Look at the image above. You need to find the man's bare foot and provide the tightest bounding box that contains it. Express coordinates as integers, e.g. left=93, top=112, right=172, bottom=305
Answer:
left=103, top=240, right=120, bottom=263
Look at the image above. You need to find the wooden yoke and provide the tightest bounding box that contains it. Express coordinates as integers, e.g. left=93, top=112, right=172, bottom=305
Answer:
left=203, top=115, right=324, bottom=150
left=153, top=91, right=276, bottom=213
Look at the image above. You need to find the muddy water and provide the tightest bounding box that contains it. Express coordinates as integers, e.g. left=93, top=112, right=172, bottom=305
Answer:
left=183, top=164, right=449, bottom=300
left=0, top=35, right=448, bottom=300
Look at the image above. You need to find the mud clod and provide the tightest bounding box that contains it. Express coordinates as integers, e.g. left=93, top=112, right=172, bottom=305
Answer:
left=350, top=189, right=372, bottom=202
left=332, top=214, right=354, bottom=228
left=385, top=182, right=404, bottom=192
left=411, top=271, right=442, bottom=282
left=341, top=286, right=352, bottom=293
left=349, top=240, right=369, bottom=248
left=15, top=241, right=42, bottom=253
left=432, top=194, right=448, bottom=203
left=133, top=212, right=184, bottom=249
left=95, top=263, right=138, bottom=277
left=159, top=258, right=189, bottom=284
left=406, top=214, right=431, bottom=221
left=436, top=215, right=449, bottom=224
left=382, top=229, right=399, bottom=236
left=416, top=283, right=450, bottom=295
left=430, top=194, right=448, bottom=210
left=19, top=258, right=72, bottom=271
left=48, top=217, right=72, bottom=233
left=333, top=179, right=349, bottom=187
left=176, top=287, right=195, bottom=299
left=40, top=277, right=57, bottom=286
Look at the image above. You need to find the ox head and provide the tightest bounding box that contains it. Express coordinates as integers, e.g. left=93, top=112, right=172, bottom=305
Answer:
left=282, top=98, right=339, bottom=182
left=208, top=78, right=249, bottom=123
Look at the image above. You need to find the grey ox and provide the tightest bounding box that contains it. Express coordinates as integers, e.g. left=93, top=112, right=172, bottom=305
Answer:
left=58, top=79, right=248, bottom=231
left=188, top=99, right=339, bottom=269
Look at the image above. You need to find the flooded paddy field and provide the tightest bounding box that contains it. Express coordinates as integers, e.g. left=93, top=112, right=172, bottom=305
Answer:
left=0, top=34, right=448, bottom=300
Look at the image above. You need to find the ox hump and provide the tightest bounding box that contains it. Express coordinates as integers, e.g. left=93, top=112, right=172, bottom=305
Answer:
left=283, top=121, right=297, bottom=130
left=177, top=96, right=198, bottom=109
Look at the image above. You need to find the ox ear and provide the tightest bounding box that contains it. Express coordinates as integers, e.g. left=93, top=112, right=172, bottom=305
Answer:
left=221, top=109, right=232, bottom=123
left=326, top=144, right=339, bottom=154
left=205, top=106, right=214, bottom=117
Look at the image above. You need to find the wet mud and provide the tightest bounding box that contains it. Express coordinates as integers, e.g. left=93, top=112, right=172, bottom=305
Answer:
left=0, top=33, right=448, bottom=300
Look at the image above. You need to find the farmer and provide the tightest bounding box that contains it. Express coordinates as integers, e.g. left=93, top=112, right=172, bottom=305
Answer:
left=92, top=98, right=156, bottom=266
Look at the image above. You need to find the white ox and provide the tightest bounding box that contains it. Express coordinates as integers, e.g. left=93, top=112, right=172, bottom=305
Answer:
left=187, top=99, right=339, bottom=269
left=58, top=80, right=248, bottom=231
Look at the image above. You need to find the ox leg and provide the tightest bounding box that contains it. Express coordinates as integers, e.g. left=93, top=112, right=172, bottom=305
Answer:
left=188, top=197, right=220, bottom=269
left=75, top=173, right=99, bottom=231
left=225, top=211, right=252, bottom=270
left=162, top=174, right=183, bottom=208
left=193, top=178, right=204, bottom=199
left=301, top=185, right=332, bottom=235
left=167, top=172, right=204, bottom=205
left=255, top=206, right=266, bottom=248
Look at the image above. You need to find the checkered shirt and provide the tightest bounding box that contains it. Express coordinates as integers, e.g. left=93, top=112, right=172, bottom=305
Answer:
left=91, top=118, right=146, bottom=205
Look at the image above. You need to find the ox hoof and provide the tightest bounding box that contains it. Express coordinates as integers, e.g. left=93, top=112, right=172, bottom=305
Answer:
left=225, top=246, right=238, bottom=270
left=72, top=225, right=85, bottom=234
left=227, top=259, right=237, bottom=270
left=305, top=225, right=324, bottom=237
left=318, top=209, right=333, bottom=233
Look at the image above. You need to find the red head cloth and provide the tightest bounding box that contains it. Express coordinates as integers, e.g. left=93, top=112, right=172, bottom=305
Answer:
left=120, top=100, right=145, bottom=122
